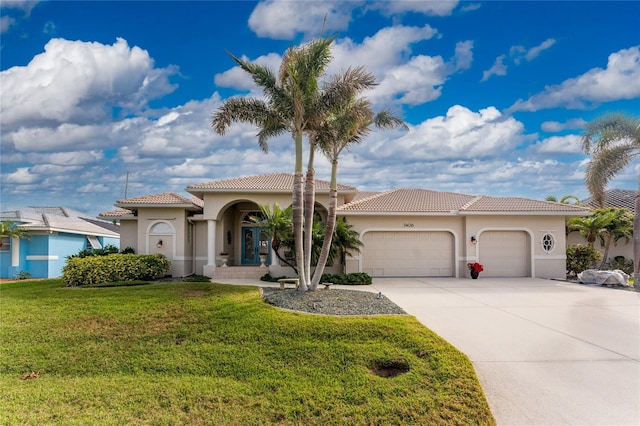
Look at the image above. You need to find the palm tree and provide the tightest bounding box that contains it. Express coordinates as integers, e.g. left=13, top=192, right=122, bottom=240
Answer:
left=301, top=66, right=379, bottom=286
left=582, top=113, right=640, bottom=286
left=309, top=93, right=406, bottom=289
left=0, top=221, right=30, bottom=249
left=251, top=204, right=295, bottom=271
left=212, top=37, right=335, bottom=291
left=596, top=208, right=633, bottom=269
left=568, top=210, right=616, bottom=247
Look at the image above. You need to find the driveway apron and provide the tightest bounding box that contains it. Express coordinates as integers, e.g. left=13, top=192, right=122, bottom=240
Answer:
left=369, top=278, right=640, bottom=426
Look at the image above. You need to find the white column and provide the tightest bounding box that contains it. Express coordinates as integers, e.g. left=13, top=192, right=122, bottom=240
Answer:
left=11, top=237, right=19, bottom=267
left=203, top=219, right=217, bottom=277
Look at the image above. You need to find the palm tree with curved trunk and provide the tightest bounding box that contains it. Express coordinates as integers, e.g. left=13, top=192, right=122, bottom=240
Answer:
left=582, top=113, right=640, bottom=286
left=309, top=93, right=407, bottom=289
left=212, top=37, right=335, bottom=291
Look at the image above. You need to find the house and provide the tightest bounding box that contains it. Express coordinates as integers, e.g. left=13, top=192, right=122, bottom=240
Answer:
left=101, top=173, right=591, bottom=280
left=0, top=207, right=120, bottom=279
left=567, top=189, right=636, bottom=263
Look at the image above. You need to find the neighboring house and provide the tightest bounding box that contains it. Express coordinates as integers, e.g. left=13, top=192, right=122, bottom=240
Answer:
left=101, top=173, right=590, bottom=280
left=567, top=189, right=636, bottom=263
left=0, top=207, right=120, bottom=279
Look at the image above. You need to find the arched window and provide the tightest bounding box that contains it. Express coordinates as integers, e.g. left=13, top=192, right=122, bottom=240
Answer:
left=150, top=222, right=173, bottom=234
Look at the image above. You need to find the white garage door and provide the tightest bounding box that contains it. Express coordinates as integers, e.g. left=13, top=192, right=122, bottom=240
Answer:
left=480, top=231, right=530, bottom=277
left=362, top=231, right=454, bottom=277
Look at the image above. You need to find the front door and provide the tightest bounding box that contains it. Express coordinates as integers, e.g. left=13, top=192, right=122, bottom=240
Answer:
left=241, top=227, right=270, bottom=265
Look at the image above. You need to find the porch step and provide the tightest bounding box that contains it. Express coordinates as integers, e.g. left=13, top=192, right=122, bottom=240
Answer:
left=212, top=266, right=268, bottom=280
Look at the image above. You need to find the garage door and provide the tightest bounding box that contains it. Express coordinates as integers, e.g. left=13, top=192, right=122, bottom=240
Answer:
left=480, top=231, right=530, bottom=277
left=362, top=231, right=454, bottom=277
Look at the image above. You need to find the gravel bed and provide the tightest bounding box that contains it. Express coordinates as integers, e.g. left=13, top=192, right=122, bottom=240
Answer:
left=261, top=287, right=406, bottom=316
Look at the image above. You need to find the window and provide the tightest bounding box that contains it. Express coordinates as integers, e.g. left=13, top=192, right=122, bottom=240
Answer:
left=0, top=237, right=10, bottom=252
left=87, top=235, right=102, bottom=249
left=541, top=234, right=555, bottom=253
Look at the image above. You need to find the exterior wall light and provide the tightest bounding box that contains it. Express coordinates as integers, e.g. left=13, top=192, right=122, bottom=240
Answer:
left=470, top=236, right=477, bottom=244
left=156, top=239, right=163, bottom=248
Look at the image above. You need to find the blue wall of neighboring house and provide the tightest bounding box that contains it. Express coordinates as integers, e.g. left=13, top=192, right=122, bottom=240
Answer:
left=1, top=233, right=120, bottom=279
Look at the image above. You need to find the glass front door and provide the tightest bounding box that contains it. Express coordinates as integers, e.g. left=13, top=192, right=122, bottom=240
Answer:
left=242, top=227, right=270, bottom=265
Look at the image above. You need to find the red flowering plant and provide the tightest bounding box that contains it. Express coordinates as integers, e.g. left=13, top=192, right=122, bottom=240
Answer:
left=467, top=262, right=484, bottom=273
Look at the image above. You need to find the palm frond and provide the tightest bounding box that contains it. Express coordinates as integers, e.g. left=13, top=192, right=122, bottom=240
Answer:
left=585, top=143, right=639, bottom=206
left=211, top=97, right=270, bottom=135
left=582, top=113, right=640, bottom=154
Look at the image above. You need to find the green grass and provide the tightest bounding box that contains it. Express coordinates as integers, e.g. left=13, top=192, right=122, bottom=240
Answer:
left=0, top=279, right=495, bottom=425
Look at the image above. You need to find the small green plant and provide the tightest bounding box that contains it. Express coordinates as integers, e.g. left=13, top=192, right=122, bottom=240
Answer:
left=68, top=244, right=120, bottom=259
left=14, top=270, right=32, bottom=280
left=566, top=244, right=603, bottom=278
left=120, top=247, right=136, bottom=254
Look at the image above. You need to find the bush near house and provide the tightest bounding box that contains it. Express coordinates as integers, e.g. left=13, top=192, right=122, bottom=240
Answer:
left=260, top=272, right=372, bottom=285
left=566, top=244, right=603, bottom=278
left=63, top=253, right=170, bottom=287
left=67, top=244, right=120, bottom=259
left=609, top=256, right=634, bottom=275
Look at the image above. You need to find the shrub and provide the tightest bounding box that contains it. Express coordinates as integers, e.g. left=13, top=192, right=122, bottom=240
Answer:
left=260, top=272, right=372, bottom=285
left=566, top=244, right=603, bottom=278
left=184, top=275, right=211, bottom=282
left=63, top=253, right=171, bottom=287
left=320, top=272, right=372, bottom=285
left=68, top=244, right=120, bottom=259
left=120, top=247, right=136, bottom=254
left=608, top=256, right=634, bottom=275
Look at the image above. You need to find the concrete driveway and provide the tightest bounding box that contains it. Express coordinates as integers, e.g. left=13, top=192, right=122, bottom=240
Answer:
left=369, top=277, right=640, bottom=426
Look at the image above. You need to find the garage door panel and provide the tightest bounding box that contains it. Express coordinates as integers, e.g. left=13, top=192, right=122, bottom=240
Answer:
left=362, top=231, right=454, bottom=277
left=480, top=231, right=530, bottom=277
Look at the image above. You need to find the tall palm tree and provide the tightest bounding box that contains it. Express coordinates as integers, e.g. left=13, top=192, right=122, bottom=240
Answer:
left=251, top=204, right=295, bottom=271
left=582, top=113, right=640, bottom=286
left=212, top=37, right=335, bottom=291
left=309, top=93, right=407, bottom=289
left=301, top=66, right=378, bottom=286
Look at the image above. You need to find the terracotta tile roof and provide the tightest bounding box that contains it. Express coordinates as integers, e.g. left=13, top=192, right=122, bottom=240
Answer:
left=115, top=192, right=203, bottom=210
left=352, top=191, right=382, bottom=202
left=98, top=209, right=133, bottom=218
left=338, top=189, right=591, bottom=215
left=186, top=173, right=357, bottom=193
left=583, top=189, right=636, bottom=213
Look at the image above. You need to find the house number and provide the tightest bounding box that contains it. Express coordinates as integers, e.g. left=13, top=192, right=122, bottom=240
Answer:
left=404, top=223, right=414, bottom=227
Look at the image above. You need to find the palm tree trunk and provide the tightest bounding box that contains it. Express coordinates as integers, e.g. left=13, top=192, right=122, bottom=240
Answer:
left=311, top=159, right=339, bottom=288
left=634, top=182, right=640, bottom=289
left=293, top=132, right=308, bottom=291
left=303, top=147, right=316, bottom=288
left=599, top=235, right=612, bottom=269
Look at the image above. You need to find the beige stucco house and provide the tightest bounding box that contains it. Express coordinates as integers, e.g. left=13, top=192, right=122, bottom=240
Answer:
left=100, top=173, right=591, bottom=280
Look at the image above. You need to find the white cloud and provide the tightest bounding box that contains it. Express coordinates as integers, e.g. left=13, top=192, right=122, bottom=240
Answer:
left=509, top=45, right=640, bottom=112
left=1, top=15, right=16, bottom=33
left=360, top=105, right=525, bottom=161
left=4, top=167, right=38, bottom=184
left=541, top=118, right=587, bottom=132
left=0, top=37, right=178, bottom=129
left=42, top=20, right=56, bottom=34
left=371, top=0, right=459, bottom=16
left=0, top=0, right=40, bottom=11
left=214, top=52, right=283, bottom=91
left=481, top=54, right=507, bottom=82
left=214, top=24, right=460, bottom=107
left=525, top=38, right=556, bottom=61
left=248, top=0, right=354, bottom=39
left=531, top=134, right=582, bottom=155
left=7, top=123, right=117, bottom=152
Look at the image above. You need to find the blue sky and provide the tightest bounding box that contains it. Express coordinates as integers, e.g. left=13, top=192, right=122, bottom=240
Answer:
left=1, top=0, right=639, bottom=216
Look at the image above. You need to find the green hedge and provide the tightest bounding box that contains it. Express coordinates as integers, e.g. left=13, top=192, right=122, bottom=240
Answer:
left=566, top=244, right=602, bottom=278
left=63, top=253, right=171, bottom=287
left=260, top=272, right=372, bottom=285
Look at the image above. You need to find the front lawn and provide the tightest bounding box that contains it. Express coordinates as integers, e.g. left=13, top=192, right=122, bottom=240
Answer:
left=0, top=280, right=494, bottom=425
